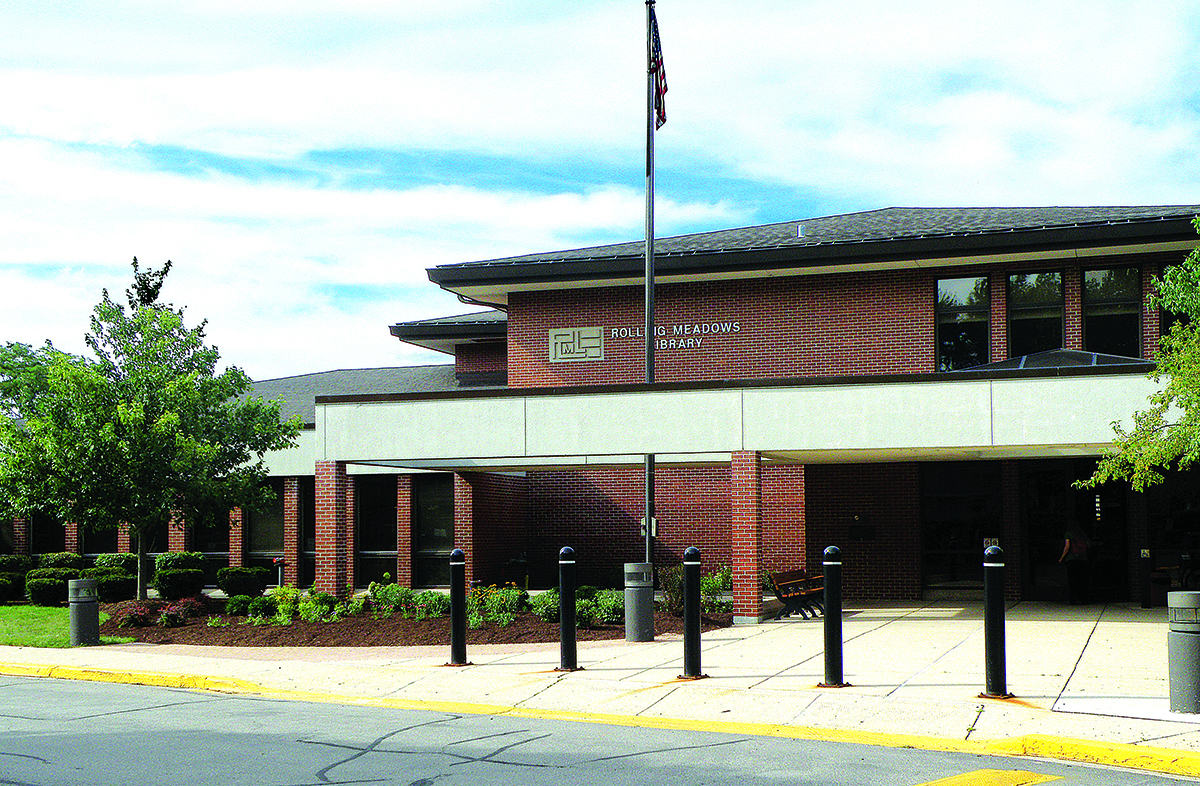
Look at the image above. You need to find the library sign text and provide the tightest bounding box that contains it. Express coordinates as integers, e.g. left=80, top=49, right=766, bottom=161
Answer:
left=549, top=322, right=740, bottom=362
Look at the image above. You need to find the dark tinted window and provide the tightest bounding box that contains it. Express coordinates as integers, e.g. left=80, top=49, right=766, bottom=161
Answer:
left=1008, top=272, right=1063, bottom=357
left=1083, top=268, right=1140, bottom=357
left=937, top=277, right=989, bottom=370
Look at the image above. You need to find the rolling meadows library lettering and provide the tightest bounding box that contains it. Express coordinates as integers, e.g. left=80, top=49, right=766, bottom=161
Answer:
left=551, top=322, right=742, bottom=362
left=9, top=207, right=1200, bottom=623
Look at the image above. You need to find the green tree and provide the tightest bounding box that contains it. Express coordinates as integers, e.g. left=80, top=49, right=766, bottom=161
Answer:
left=0, top=258, right=300, bottom=597
left=1081, top=217, right=1200, bottom=491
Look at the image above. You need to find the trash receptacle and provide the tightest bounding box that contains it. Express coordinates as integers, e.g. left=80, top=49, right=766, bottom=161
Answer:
left=1168, top=591, right=1200, bottom=713
left=68, top=579, right=100, bottom=647
left=624, top=562, right=654, bottom=642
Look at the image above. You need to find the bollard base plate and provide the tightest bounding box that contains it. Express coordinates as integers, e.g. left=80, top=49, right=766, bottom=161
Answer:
left=442, top=661, right=473, bottom=667
left=676, top=674, right=708, bottom=681
left=554, top=666, right=584, bottom=672
left=978, top=691, right=1014, bottom=700
left=818, top=682, right=851, bottom=688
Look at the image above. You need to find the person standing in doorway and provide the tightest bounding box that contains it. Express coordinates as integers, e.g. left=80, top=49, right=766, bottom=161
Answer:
left=1059, top=522, right=1091, bottom=604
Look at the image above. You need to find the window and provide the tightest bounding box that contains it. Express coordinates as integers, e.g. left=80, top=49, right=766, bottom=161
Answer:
left=936, top=277, right=989, bottom=371
left=1083, top=267, right=1140, bottom=357
left=1008, top=272, right=1063, bottom=357
left=245, top=478, right=284, bottom=576
left=412, top=475, right=454, bottom=587
left=356, top=475, right=397, bottom=587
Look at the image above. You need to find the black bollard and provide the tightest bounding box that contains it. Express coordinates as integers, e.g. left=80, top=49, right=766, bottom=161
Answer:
left=820, top=545, right=848, bottom=687
left=680, top=546, right=706, bottom=679
left=981, top=545, right=1010, bottom=698
left=447, top=548, right=470, bottom=666
left=557, top=546, right=580, bottom=671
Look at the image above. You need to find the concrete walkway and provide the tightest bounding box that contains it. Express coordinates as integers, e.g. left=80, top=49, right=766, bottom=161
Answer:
left=4, top=601, right=1200, bottom=777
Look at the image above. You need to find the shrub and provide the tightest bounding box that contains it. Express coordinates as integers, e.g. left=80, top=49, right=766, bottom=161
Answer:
left=157, top=607, right=188, bottom=628
left=0, top=573, right=24, bottom=603
left=246, top=595, right=277, bottom=619
left=80, top=567, right=137, bottom=603
left=370, top=583, right=415, bottom=619
left=468, top=583, right=527, bottom=628
left=575, top=598, right=599, bottom=629
left=0, top=555, right=33, bottom=576
left=224, top=594, right=253, bottom=616
left=151, top=568, right=205, bottom=600
left=38, top=552, right=83, bottom=570
left=594, top=589, right=624, bottom=624
left=166, top=596, right=207, bottom=618
left=114, top=600, right=163, bottom=628
left=575, top=585, right=599, bottom=602
left=25, top=567, right=80, bottom=607
left=267, top=585, right=302, bottom=618
left=216, top=566, right=270, bottom=598
left=94, top=553, right=138, bottom=574
left=26, top=579, right=67, bottom=606
left=659, top=564, right=684, bottom=616
left=411, top=590, right=450, bottom=619
left=298, top=591, right=338, bottom=623
left=530, top=589, right=560, bottom=622
left=154, top=551, right=206, bottom=572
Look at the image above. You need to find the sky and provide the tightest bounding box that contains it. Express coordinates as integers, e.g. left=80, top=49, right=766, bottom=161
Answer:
left=2, top=1, right=1198, bottom=381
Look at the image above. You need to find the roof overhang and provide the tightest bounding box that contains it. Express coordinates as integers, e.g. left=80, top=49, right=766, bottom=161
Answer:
left=428, top=216, right=1200, bottom=308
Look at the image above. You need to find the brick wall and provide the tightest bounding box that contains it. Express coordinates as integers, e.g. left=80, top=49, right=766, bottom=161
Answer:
left=314, top=461, right=349, bottom=596
left=456, top=342, right=508, bottom=374
left=396, top=474, right=412, bottom=587
left=455, top=472, right=528, bottom=586
left=805, top=462, right=922, bottom=602
left=228, top=508, right=244, bottom=567
left=731, top=451, right=763, bottom=619
left=506, top=253, right=1174, bottom=387
left=283, top=477, right=300, bottom=587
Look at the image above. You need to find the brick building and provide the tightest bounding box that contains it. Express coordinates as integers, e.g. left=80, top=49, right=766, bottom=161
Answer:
left=9, top=206, right=1200, bottom=620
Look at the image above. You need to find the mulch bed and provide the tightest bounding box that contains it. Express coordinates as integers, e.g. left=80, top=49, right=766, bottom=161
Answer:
left=98, top=597, right=733, bottom=647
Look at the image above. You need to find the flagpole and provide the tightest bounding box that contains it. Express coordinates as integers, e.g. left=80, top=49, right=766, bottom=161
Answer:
left=643, top=0, right=657, bottom=572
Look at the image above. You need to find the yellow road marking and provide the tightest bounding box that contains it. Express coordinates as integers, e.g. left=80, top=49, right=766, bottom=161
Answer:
left=916, top=770, right=1061, bottom=786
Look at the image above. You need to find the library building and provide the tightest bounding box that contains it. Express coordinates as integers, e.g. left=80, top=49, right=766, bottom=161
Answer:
left=8, top=205, right=1200, bottom=621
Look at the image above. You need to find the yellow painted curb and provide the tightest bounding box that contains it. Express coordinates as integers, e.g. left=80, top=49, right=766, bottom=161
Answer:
left=5, top=661, right=1200, bottom=777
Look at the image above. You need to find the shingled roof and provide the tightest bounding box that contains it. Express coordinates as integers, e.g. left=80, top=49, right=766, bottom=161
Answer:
left=250, top=366, right=459, bottom=426
left=427, top=205, right=1200, bottom=307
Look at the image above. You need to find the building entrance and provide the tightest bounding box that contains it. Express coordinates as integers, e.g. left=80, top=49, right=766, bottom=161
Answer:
left=1019, top=459, right=1128, bottom=602
left=920, top=462, right=1002, bottom=598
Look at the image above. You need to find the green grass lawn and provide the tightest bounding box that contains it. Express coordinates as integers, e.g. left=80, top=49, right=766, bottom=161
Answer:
left=0, top=605, right=132, bottom=648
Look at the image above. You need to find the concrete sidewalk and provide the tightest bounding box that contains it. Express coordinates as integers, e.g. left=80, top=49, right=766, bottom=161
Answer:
left=4, top=601, right=1200, bottom=777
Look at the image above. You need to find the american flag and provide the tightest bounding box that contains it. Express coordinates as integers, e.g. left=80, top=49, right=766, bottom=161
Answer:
left=650, top=7, right=667, bottom=129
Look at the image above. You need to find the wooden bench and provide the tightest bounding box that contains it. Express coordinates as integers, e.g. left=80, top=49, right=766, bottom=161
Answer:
left=768, top=569, right=824, bottom=620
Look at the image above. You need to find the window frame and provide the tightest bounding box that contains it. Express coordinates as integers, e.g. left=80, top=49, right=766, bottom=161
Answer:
left=1081, top=266, right=1142, bottom=357
left=1007, top=270, right=1064, bottom=358
left=935, top=276, right=991, bottom=371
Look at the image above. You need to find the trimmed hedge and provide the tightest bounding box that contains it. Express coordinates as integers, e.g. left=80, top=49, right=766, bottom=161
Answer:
left=0, top=555, right=33, bottom=576
left=94, top=553, right=138, bottom=574
left=38, top=552, right=83, bottom=570
left=216, top=566, right=270, bottom=598
left=0, top=572, right=24, bottom=603
left=80, top=567, right=137, bottom=603
left=154, top=551, right=206, bottom=572
left=151, top=568, right=205, bottom=600
left=26, top=567, right=81, bottom=583
left=27, top=578, right=67, bottom=606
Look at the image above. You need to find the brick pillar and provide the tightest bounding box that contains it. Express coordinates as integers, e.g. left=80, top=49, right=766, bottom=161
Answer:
left=167, top=514, right=189, bottom=552
left=315, top=461, right=349, bottom=596
left=732, top=451, right=763, bottom=622
left=228, top=509, right=244, bottom=567
left=345, top=476, right=357, bottom=592
left=64, top=522, right=80, bottom=554
left=117, top=526, right=131, bottom=555
left=454, top=474, right=474, bottom=585
left=1064, top=266, right=1082, bottom=350
left=1142, top=263, right=1160, bottom=359
left=1001, top=460, right=1021, bottom=600
left=990, top=270, right=1008, bottom=361
left=12, top=518, right=29, bottom=556
left=283, top=477, right=300, bottom=587
left=396, top=475, right=413, bottom=588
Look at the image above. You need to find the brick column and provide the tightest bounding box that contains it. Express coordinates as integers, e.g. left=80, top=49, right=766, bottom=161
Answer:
left=117, top=526, right=131, bottom=555
left=731, top=451, right=763, bottom=623
left=990, top=270, right=1008, bottom=361
left=64, top=522, right=80, bottom=554
left=1142, top=263, right=1160, bottom=359
left=454, top=474, right=474, bottom=585
left=167, top=514, right=189, bottom=552
left=345, top=476, right=357, bottom=592
left=228, top=509, right=244, bottom=567
left=396, top=475, right=413, bottom=587
left=283, top=477, right=300, bottom=587
left=315, top=461, right=349, bottom=596
left=12, top=518, right=29, bottom=556
left=1064, top=266, right=1082, bottom=350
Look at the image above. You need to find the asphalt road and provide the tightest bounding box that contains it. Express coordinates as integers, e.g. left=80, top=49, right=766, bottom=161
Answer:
left=0, top=676, right=1188, bottom=786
